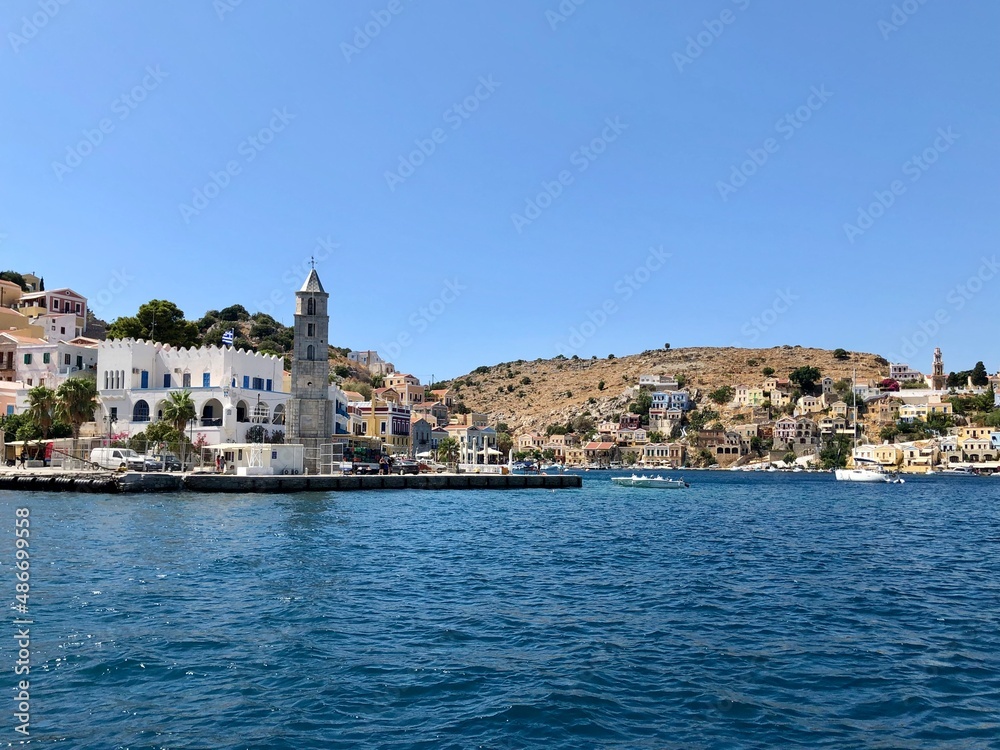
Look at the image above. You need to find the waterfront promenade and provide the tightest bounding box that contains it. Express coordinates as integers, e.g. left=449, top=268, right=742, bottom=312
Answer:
left=0, top=468, right=581, bottom=494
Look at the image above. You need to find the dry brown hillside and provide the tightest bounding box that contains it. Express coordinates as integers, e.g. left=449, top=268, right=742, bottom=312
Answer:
left=446, top=346, right=888, bottom=434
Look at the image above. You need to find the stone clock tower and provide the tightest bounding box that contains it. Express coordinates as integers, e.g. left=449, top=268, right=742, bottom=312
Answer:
left=286, top=268, right=333, bottom=473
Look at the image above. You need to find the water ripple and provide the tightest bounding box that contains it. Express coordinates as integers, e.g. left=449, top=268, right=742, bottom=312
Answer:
left=3, top=473, right=1000, bottom=748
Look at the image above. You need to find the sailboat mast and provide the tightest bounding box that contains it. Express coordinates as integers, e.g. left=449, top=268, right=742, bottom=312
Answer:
left=852, top=368, right=858, bottom=450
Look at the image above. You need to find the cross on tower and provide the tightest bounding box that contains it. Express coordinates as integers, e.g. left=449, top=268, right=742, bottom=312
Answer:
left=310, top=256, right=316, bottom=269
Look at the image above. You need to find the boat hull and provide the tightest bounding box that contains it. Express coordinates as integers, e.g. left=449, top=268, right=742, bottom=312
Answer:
left=612, top=476, right=688, bottom=489
left=835, top=469, right=888, bottom=483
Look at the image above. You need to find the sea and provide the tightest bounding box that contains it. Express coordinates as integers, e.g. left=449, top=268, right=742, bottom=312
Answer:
left=2, top=471, right=999, bottom=749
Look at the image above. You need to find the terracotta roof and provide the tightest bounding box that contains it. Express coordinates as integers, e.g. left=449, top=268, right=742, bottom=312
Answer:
left=0, top=332, right=47, bottom=345
left=585, top=441, right=616, bottom=450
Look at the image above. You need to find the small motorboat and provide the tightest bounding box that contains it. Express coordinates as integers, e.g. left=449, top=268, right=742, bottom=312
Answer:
left=612, top=474, right=689, bottom=489
left=936, top=466, right=979, bottom=477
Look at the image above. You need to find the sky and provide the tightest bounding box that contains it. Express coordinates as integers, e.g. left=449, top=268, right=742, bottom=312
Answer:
left=1, top=0, right=997, bottom=383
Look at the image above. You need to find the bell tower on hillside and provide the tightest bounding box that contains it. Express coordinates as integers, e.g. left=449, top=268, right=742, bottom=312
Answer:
left=287, top=267, right=333, bottom=473
left=930, top=347, right=946, bottom=391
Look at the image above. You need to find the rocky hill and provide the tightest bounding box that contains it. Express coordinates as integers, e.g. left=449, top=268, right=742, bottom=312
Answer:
left=445, top=346, right=889, bottom=434
left=195, top=305, right=370, bottom=383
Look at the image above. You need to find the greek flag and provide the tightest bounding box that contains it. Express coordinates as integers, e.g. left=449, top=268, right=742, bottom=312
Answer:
left=221, top=329, right=235, bottom=346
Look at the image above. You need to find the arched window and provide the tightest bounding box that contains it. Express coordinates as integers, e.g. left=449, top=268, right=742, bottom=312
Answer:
left=253, top=402, right=269, bottom=423
left=272, top=404, right=285, bottom=425
left=307, top=297, right=316, bottom=315
left=306, top=344, right=315, bottom=361
left=132, top=400, right=150, bottom=423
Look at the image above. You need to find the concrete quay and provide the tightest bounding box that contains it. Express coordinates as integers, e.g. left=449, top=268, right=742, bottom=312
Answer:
left=0, top=470, right=582, bottom=494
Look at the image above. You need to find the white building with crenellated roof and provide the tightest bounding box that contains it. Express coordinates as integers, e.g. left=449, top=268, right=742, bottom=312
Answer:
left=96, top=339, right=290, bottom=445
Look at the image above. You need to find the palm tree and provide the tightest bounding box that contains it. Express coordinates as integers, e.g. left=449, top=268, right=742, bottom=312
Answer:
left=56, top=378, right=98, bottom=456
left=437, top=436, right=459, bottom=465
left=162, top=390, right=196, bottom=470
left=26, top=385, right=57, bottom=439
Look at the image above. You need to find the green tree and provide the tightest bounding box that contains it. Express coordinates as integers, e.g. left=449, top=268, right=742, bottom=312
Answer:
left=437, top=437, right=459, bottom=464
left=971, top=361, right=989, bottom=387
left=598, top=380, right=606, bottom=391
left=342, top=380, right=372, bottom=400
left=133, top=421, right=184, bottom=454
left=648, top=430, right=665, bottom=443
left=629, top=391, right=653, bottom=417
left=162, top=390, right=196, bottom=468
left=709, top=385, right=734, bottom=405
left=245, top=425, right=269, bottom=443
left=106, top=300, right=200, bottom=348
left=819, top=435, right=852, bottom=469
left=26, top=385, right=57, bottom=439
left=686, top=407, right=719, bottom=431
left=879, top=424, right=899, bottom=442
left=496, top=431, right=513, bottom=457
left=926, top=413, right=954, bottom=433
left=783, top=451, right=797, bottom=465
left=55, top=377, right=98, bottom=456
left=833, top=348, right=850, bottom=360
left=789, top=366, right=822, bottom=395
left=762, top=367, right=775, bottom=377
left=0, top=271, right=28, bottom=291
left=218, top=304, right=250, bottom=321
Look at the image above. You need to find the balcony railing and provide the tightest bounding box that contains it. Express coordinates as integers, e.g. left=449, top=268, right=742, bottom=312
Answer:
left=201, top=418, right=223, bottom=427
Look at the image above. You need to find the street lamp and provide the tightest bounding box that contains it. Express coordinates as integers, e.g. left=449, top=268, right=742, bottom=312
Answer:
left=104, top=412, right=117, bottom=447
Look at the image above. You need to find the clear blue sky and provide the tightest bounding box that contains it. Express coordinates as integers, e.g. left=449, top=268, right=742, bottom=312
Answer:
left=2, top=0, right=997, bottom=383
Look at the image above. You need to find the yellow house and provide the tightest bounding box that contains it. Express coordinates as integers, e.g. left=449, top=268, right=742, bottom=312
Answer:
left=874, top=444, right=903, bottom=467
left=852, top=444, right=901, bottom=467
left=0, top=306, right=44, bottom=339
left=0, top=279, right=23, bottom=308
left=927, top=395, right=952, bottom=417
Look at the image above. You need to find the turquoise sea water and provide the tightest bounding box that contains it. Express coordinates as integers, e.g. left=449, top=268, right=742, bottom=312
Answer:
left=3, top=472, right=1000, bottom=749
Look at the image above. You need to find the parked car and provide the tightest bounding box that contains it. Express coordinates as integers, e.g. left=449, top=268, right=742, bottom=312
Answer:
left=90, top=448, right=145, bottom=471
left=146, top=453, right=182, bottom=471
left=393, top=460, right=420, bottom=475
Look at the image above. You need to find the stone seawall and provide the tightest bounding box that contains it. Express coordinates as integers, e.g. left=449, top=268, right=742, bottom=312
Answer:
left=0, top=471, right=582, bottom=494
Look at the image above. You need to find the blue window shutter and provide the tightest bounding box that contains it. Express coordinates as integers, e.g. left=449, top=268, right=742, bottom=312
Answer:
left=164, top=374, right=171, bottom=388
left=203, top=372, right=210, bottom=387
left=243, top=376, right=249, bottom=389
left=266, top=379, right=272, bottom=391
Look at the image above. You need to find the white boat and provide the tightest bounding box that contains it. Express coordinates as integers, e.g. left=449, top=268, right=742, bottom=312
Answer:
left=936, top=467, right=979, bottom=476
left=835, top=458, right=904, bottom=483
left=835, top=370, right=903, bottom=484
left=612, top=474, right=689, bottom=489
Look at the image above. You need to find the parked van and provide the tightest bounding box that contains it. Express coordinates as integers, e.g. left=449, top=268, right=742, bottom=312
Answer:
left=90, top=447, right=145, bottom=471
